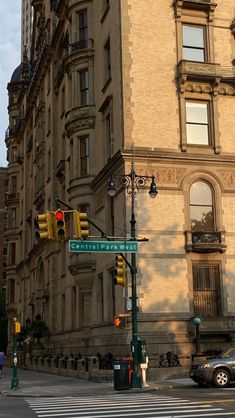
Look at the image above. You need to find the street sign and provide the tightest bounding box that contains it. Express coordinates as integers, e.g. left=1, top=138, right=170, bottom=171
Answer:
left=69, top=240, right=138, bottom=253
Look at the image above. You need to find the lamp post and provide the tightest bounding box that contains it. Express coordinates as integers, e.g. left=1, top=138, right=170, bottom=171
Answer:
left=193, top=317, right=201, bottom=356
left=11, top=317, right=19, bottom=390
left=107, top=158, right=158, bottom=388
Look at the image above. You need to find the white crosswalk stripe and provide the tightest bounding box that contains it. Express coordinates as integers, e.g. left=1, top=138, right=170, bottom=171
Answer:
left=26, top=393, right=235, bottom=418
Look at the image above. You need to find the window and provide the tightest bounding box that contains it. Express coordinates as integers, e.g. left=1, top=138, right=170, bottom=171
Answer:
left=106, top=112, right=113, bottom=158
left=78, top=9, right=88, bottom=48
left=9, top=208, right=16, bottom=229
left=104, top=38, right=111, bottom=83
left=47, top=107, right=51, bottom=134
left=79, top=69, right=89, bottom=106
left=186, top=101, right=209, bottom=145
left=193, top=264, right=221, bottom=317
left=80, top=136, right=89, bottom=176
left=11, top=176, right=17, bottom=194
left=182, top=25, right=206, bottom=62
left=9, top=279, right=15, bottom=303
left=190, top=181, right=214, bottom=232
left=9, top=243, right=16, bottom=265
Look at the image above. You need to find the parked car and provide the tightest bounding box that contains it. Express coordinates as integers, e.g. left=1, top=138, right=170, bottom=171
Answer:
left=190, top=347, right=235, bottom=388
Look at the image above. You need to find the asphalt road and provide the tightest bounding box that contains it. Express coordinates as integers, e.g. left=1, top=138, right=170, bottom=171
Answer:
left=1, top=367, right=235, bottom=417
left=1, top=384, right=235, bottom=418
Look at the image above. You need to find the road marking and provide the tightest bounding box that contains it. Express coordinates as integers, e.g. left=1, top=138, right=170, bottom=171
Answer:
left=26, top=394, right=235, bottom=418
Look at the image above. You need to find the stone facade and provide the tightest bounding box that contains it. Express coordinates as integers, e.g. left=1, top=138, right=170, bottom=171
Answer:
left=5, top=0, right=235, bottom=363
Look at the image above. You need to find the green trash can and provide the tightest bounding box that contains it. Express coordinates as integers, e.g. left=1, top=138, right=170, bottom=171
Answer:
left=113, top=360, right=132, bottom=390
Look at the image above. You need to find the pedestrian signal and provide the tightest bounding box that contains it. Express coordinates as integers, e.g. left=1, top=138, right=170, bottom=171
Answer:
left=114, top=255, right=126, bottom=286
left=114, top=314, right=129, bottom=328
left=35, top=211, right=53, bottom=240
left=54, top=209, right=66, bottom=240
left=73, top=210, right=89, bottom=238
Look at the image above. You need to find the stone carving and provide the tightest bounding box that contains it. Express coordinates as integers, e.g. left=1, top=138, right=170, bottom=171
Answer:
left=218, top=170, right=235, bottom=187
left=65, top=116, right=95, bottom=137
left=137, top=167, right=186, bottom=185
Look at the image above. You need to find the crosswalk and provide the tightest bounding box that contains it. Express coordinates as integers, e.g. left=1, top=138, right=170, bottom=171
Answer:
left=26, top=393, right=235, bottom=418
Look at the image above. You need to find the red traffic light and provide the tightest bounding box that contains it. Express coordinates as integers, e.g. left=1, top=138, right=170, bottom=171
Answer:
left=55, top=210, right=64, bottom=220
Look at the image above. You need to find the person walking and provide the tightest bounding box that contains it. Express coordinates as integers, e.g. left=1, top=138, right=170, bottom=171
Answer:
left=0, top=351, right=6, bottom=377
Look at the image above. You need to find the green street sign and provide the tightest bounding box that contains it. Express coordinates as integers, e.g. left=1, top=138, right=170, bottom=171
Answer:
left=69, top=240, right=138, bottom=253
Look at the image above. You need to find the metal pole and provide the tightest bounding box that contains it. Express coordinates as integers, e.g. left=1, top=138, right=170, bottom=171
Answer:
left=195, top=324, right=201, bottom=355
left=11, top=320, right=19, bottom=390
left=130, top=162, right=142, bottom=388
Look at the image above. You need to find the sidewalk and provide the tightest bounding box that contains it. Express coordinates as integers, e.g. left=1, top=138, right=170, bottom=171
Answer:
left=0, top=367, right=195, bottom=397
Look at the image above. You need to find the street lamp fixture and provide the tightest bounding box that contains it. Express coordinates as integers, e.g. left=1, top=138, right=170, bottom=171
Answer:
left=107, top=158, right=158, bottom=388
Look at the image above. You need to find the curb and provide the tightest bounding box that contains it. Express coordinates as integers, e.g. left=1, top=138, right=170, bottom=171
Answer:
left=0, top=384, right=175, bottom=397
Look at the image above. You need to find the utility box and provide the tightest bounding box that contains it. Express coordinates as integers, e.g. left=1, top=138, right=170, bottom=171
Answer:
left=113, top=360, right=133, bottom=390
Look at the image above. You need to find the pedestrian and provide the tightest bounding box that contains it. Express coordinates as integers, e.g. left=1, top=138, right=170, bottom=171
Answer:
left=0, top=351, right=6, bottom=377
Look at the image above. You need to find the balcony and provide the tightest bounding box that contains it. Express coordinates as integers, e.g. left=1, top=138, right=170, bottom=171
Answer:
left=177, top=60, right=235, bottom=87
left=6, top=193, right=19, bottom=203
left=177, top=60, right=220, bottom=84
left=69, top=39, right=89, bottom=53
left=185, top=230, right=226, bottom=253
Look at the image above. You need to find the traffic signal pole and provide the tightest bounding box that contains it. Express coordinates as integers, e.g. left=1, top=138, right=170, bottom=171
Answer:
left=129, top=165, right=142, bottom=388
left=11, top=318, right=19, bottom=390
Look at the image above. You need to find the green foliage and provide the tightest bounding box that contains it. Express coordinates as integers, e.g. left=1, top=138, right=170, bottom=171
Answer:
left=30, top=314, right=48, bottom=340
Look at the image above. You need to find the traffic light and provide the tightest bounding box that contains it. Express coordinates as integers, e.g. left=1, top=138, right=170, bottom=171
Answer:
left=114, top=314, right=128, bottom=328
left=54, top=209, right=66, bottom=240
left=114, top=255, right=126, bottom=286
left=73, top=210, right=89, bottom=238
left=35, top=211, right=53, bottom=240
left=15, top=322, right=21, bottom=334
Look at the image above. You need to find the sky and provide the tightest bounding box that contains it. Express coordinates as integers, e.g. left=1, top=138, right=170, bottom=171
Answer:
left=0, top=2, right=21, bottom=167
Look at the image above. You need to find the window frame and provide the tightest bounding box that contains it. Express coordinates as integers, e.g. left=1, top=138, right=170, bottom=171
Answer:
left=179, top=95, right=219, bottom=152
left=104, top=37, right=111, bottom=84
left=182, top=24, right=207, bottom=62
left=192, top=263, right=222, bottom=317
left=79, top=69, right=89, bottom=106
left=186, top=100, right=210, bottom=146
left=190, top=180, right=215, bottom=232
left=79, top=135, right=90, bottom=176
left=77, top=9, right=88, bottom=49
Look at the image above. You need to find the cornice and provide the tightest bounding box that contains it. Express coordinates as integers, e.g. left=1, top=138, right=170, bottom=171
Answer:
left=91, top=148, right=235, bottom=191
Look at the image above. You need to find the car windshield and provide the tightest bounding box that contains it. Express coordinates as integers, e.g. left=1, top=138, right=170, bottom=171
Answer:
left=219, top=347, right=235, bottom=358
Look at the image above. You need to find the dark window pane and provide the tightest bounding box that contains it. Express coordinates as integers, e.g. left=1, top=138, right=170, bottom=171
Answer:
left=191, top=207, right=213, bottom=231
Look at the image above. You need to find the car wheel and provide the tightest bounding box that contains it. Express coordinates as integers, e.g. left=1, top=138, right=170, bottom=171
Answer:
left=212, top=368, right=231, bottom=388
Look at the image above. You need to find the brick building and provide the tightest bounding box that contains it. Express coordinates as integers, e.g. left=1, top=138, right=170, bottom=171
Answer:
left=5, top=0, right=235, bottom=363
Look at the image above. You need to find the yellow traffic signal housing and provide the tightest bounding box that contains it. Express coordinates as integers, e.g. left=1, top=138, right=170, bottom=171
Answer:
left=114, top=255, right=126, bottom=286
left=54, top=209, right=66, bottom=240
left=15, top=322, right=21, bottom=334
left=73, top=210, right=89, bottom=238
left=35, top=211, right=53, bottom=240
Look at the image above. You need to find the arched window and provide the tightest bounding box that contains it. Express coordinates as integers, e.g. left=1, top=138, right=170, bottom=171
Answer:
left=190, top=181, right=214, bottom=231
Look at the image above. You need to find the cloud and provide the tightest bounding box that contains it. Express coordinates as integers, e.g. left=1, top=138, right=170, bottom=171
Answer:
left=0, top=1, right=21, bottom=166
